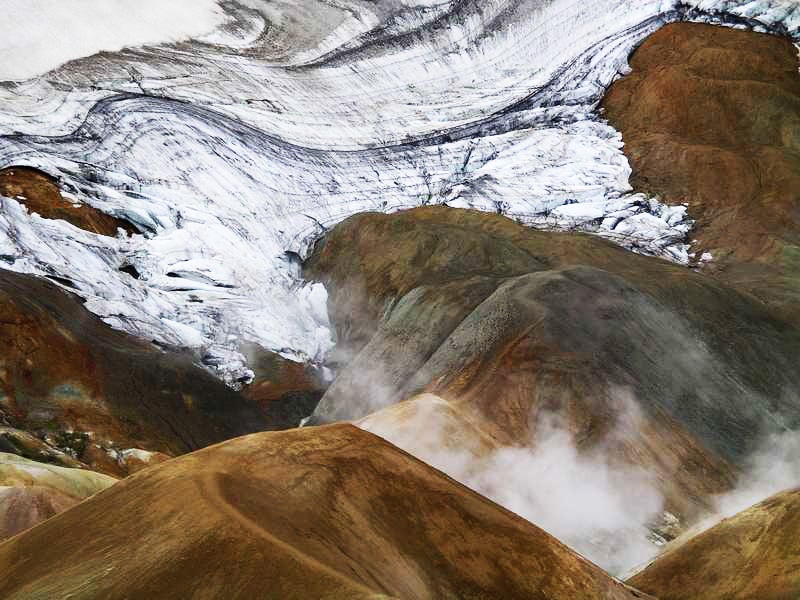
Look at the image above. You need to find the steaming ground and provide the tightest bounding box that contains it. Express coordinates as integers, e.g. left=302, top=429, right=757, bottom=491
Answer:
left=468, top=418, right=665, bottom=576
left=358, top=389, right=800, bottom=576
left=359, top=393, right=666, bottom=575
left=688, top=430, right=800, bottom=535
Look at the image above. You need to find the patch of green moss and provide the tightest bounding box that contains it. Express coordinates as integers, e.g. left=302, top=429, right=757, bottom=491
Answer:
left=42, top=419, right=60, bottom=432
left=52, top=430, right=89, bottom=458
left=782, top=243, right=800, bottom=292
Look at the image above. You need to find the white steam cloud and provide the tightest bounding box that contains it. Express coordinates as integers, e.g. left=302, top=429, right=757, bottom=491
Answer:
left=466, top=414, right=664, bottom=576
left=359, top=393, right=666, bottom=576
left=622, top=428, right=800, bottom=578
left=0, top=0, right=228, bottom=81
left=350, top=357, right=800, bottom=578
left=696, top=429, right=800, bottom=531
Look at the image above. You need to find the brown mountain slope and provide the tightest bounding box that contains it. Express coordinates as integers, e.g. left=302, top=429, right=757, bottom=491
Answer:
left=305, top=207, right=800, bottom=523
left=0, top=167, right=136, bottom=236
left=628, top=488, right=800, bottom=599
left=0, top=268, right=270, bottom=475
left=358, top=394, right=501, bottom=468
left=0, top=424, right=648, bottom=600
left=602, top=22, right=800, bottom=319
left=239, top=344, right=326, bottom=430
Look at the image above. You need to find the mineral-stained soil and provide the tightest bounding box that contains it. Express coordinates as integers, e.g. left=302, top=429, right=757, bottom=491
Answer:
left=0, top=424, right=650, bottom=600
left=0, top=486, right=76, bottom=542
left=0, top=268, right=271, bottom=475
left=628, top=488, right=800, bottom=599
left=305, top=206, right=800, bottom=521
left=601, top=22, right=800, bottom=320
left=0, top=452, right=116, bottom=541
left=0, top=167, right=136, bottom=236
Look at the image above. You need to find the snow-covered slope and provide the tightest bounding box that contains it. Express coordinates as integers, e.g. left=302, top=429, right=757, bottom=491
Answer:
left=0, top=0, right=797, bottom=382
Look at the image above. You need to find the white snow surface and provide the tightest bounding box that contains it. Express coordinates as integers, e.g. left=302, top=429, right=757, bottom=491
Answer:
left=0, top=0, right=797, bottom=384
left=0, top=0, right=228, bottom=82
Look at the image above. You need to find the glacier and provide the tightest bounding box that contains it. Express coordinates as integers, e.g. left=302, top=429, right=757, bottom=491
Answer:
left=0, top=0, right=798, bottom=383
